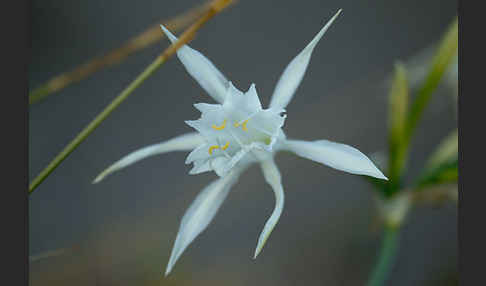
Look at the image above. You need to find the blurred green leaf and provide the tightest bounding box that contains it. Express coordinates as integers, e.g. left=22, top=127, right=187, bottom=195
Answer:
left=387, top=62, right=409, bottom=188
left=425, top=129, right=458, bottom=170
left=404, top=17, right=458, bottom=142
left=416, top=158, right=458, bottom=190
left=412, top=183, right=458, bottom=205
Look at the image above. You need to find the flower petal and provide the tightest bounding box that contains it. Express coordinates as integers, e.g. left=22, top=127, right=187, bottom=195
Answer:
left=189, top=159, right=212, bottom=175
left=184, top=103, right=227, bottom=138
left=185, top=143, right=212, bottom=164
left=222, top=82, right=262, bottom=121
left=269, top=9, right=342, bottom=110
left=160, top=25, right=229, bottom=103
left=247, top=108, right=286, bottom=139
left=165, top=169, right=242, bottom=276
left=210, top=147, right=250, bottom=177
left=254, top=158, right=285, bottom=258
left=282, top=139, right=388, bottom=180
left=193, top=103, right=221, bottom=114
left=93, top=132, right=205, bottom=183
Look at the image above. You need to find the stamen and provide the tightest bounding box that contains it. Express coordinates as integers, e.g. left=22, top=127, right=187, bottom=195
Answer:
left=241, top=120, right=249, bottom=131
left=234, top=119, right=249, bottom=131
left=221, top=141, right=230, bottom=150
left=212, top=119, right=227, bottom=130
left=208, top=145, right=220, bottom=155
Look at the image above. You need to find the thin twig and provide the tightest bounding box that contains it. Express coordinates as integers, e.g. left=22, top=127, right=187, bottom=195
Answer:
left=29, top=1, right=212, bottom=105
left=29, top=0, right=234, bottom=194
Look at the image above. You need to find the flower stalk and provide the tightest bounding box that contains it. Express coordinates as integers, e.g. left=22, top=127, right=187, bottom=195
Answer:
left=367, top=226, right=399, bottom=286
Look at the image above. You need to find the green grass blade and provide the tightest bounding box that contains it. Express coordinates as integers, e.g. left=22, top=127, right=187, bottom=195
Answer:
left=425, top=129, right=458, bottom=171
left=416, top=158, right=458, bottom=190
left=404, top=17, right=458, bottom=142
left=387, top=62, right=409, bottom=188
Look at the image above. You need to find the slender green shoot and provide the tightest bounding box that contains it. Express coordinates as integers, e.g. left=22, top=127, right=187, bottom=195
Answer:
left=387, top=62, right=409, bottom=194
left=404, top=17, right=458, bottom=143
left=367, top=226, right=399, bottom=286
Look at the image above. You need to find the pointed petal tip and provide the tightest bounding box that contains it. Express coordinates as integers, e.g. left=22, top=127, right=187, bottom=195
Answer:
left=253, top=248, right=261, bottom=260
left=269, top=9, right=342, bottom=110
left=164, top=265, right=172, bottom=277
left=324, top=8, right=342, bottom=28
left=371, top=169, right=388, bottom=181
left=160, top=24, right=177, bottom=43
left=330, top=9, right=342, bottom=20
left=92, top=166, right=116, bottom=184
left=92, top=171, right=107, bottom=184
left=227, top=81, right=237, bottom=91
left=159, top=24, right=168, bottom=33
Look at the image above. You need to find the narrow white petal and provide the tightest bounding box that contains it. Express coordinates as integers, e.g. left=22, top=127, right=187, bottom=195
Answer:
left=193, top=103, right=221, bottom=114
left=222, top=82, right=262, bottom=118
left=216, top=147, right=250, bottom=177
left=185, top=143, right=212, bottom=164
left=254, top=158, right=285, bottom=258
left=282, top=139, right=388, bottom=180
left=189, top=160, right=212, bottom=175
left=165, top=169, right=242, bottom=275
left=269, top=9, right=342, bottom=109
left=93, top=132, right=205, bottom=183
left=209, top=156, right=231, bottom=177
left=160, top=25, right=229, bottom=103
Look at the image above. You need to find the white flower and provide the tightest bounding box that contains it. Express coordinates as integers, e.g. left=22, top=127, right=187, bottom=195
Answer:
left=93, top=9, right=387, bottom=276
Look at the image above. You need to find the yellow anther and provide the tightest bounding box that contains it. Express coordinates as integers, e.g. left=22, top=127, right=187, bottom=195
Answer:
left=212, top=119, right=227, bottom=130
left=208, top=141, right=230, bottom=155
left=208, top=145, right=220, bottom=155
left=221, top=141, right=230, bottom=150
left=241, top=120, right=249, bottom=131
left=234, top=119, right=249, bottom=131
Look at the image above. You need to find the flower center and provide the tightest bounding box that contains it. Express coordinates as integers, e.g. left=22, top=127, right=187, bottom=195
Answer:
left=208, top=141, right=230, bottom=155
left=233, top=119, right=249, bottom=131
left=208, top=117, right=255, bottom=155
left=211, top=119, right=227, bottom=130
left=184, top=83, right=286, bottom=176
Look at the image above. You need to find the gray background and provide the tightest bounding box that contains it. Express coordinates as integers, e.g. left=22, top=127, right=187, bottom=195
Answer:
left=29, top=0, right=457, bottom=285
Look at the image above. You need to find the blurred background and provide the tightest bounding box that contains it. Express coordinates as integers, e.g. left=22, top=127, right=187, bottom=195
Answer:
left=29, top=0, right=458, bottom=285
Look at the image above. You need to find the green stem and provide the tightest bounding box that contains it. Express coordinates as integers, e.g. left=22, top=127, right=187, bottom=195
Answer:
left=367, top=226, right=399, bottom=286
left=29, top=57, right=165, bottom=194
left=28, top=0, right=233, bottom=194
